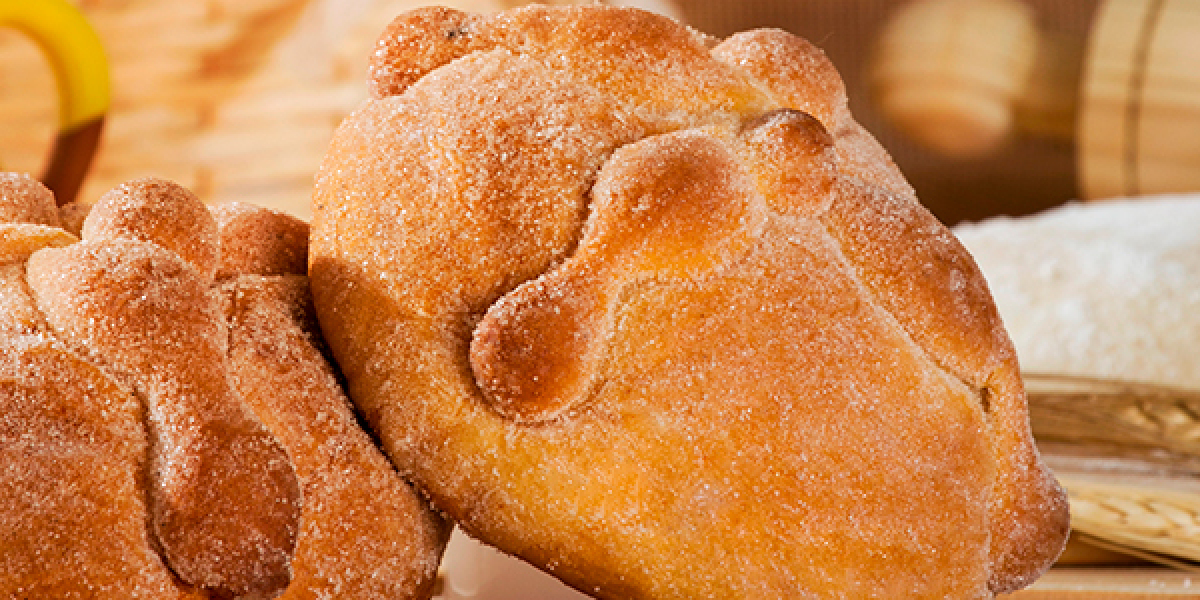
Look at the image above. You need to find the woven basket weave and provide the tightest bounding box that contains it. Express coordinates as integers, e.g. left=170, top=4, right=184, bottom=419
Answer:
left=1028, top=373, right=1200, bottom=570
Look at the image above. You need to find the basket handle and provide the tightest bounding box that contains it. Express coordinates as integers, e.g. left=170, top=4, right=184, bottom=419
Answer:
left=1, top=0, right=110, bottom=205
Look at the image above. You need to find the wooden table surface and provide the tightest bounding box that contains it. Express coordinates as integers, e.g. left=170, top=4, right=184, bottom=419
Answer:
left=1011, top=568, right=1199, bottom=599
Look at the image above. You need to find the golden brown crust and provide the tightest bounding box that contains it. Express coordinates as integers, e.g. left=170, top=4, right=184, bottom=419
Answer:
left=210, top=202, right=309, bottom=280
left=818, top=179, right=1070, bottom=592
left=471, top=131, right=765, bottom=423
left=368, top=7, right=481, bottom=99
left=0, top=224, right=77, bottom=265
left=0, top=173, right=60, bottom=227
left=222, top=275, right=450, bottom=599
left=81, top=178, right=219, bottom=281
left=313, top=5, right=1068, bottom=598
left=737, top=108, right=838, bottom=216
left=0, top=265, right=44, bottom=335
left=0, top=338, right=198, bottom=599
left=28, top=238, right=300, bottom=598
left=711, top=29, right=915, bottom=200
left=30, top=183, right=299, bottom=597
left=367, top=5, right=768, bottom=126
left=2, top=175, right=448, bottom=598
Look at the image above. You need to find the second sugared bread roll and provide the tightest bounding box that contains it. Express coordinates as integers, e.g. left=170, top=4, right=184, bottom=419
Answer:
left=311, top=5, right=1068, bottom=598
left=2, top=174, right=449, bottom=598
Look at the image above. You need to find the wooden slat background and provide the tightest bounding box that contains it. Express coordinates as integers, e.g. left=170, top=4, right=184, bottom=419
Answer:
left=0, top=0, right=504, bottom=219
left=0, top=0, right=680, bottom=219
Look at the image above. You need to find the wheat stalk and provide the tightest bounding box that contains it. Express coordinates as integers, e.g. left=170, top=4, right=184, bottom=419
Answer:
left=1027, top=373, right=1200, bottom=568
left=1026, top=373, right=1200, bottom=464
left=1062, top=475, right=1200, bottom=569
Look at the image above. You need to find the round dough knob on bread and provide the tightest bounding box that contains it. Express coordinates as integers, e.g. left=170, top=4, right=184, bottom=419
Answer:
left=311, top=5, right=1069, bottom=598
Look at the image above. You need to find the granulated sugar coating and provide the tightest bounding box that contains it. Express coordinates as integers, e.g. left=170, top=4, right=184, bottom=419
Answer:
left=310, top=5, right=1069, bottom=599
left=0, top=174, right=449, bottom=598
left=0, top=174, right=60, bottom=227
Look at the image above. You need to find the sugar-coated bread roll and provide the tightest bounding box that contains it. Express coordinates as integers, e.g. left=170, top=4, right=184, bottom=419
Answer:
left=0, top=175, right=450, bottom=598
left=310, top=5, right=1069, bottom=598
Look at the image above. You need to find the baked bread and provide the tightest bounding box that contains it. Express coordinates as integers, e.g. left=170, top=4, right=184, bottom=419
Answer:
left=311, top=5, right=1068, bottom=597
left=0, top=173, right=449, bottom=598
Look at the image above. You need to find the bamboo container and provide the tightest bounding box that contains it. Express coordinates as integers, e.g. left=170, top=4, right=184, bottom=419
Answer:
left=873, top=0, right=1200, bottom=201
left=872, top=0, right=1040, bottom=157
left=1079, top=0, right=1200, bottom=199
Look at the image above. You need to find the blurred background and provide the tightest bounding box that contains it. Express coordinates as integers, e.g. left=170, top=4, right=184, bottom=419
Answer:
left=0, top=0, right=1130, bottom=224
left=686, top=0, right=1097, bottom=225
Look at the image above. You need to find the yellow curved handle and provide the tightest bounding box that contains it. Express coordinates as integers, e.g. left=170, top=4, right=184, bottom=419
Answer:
left=1, top=0, right=110, bottom=205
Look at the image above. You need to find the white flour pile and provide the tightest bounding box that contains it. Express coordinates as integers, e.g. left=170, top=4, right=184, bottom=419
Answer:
left=954, top=196, right=1200, bottom=390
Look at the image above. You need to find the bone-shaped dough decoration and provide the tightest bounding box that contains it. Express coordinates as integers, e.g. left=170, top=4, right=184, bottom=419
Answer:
left=1, top=173, right=449, bottom=598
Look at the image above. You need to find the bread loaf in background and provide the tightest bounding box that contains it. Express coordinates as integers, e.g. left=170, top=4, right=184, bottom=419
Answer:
left=0, top=173, right=450, bottom=598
